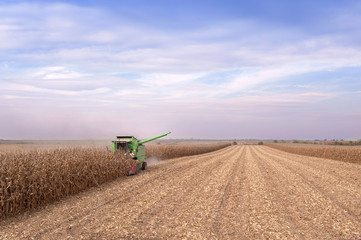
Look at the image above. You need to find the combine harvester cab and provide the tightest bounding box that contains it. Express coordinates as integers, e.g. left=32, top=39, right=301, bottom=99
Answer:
left=111, top=132, right=171, bottom=175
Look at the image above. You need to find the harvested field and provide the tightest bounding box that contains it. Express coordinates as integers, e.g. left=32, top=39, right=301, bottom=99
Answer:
left=1, top=145, right=360, bottom=239
left=266, top=142, right=361, bottom=164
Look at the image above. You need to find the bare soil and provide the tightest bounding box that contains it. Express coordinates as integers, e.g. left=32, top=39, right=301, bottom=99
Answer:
left=1, top=146, right=360, bottom=239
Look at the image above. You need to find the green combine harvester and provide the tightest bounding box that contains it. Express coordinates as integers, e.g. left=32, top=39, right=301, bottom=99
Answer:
left=111, top=132, right=171, bottom=175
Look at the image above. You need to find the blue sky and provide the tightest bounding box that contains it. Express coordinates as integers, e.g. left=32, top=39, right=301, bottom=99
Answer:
left=1, top=0, right=361, bottom=139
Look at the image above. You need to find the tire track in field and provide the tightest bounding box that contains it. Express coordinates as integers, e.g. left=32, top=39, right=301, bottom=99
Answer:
left=264, top=146, right=361, bottom=191
left=253, top=146, right=361, bottom=239
left=238, top=146, right=303, bottom=239
left=257, top=146, right=361, bottom=220
left=249, top=147, right=319, bottom=239
left=210, top=145, right=247, bottom=239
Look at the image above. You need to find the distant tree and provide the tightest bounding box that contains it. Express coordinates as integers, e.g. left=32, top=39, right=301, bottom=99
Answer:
left=258, top=142, right=264, bottom=145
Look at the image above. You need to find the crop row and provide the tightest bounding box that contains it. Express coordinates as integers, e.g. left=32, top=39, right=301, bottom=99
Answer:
left=0, top=148, right=133, bottom=219
left=266, top=143, right=361, bottom=164
left=146, top=143, right=231, bottom=160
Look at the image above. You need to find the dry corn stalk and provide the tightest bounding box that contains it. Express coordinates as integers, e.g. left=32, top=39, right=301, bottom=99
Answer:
left=0, top=148, right=133, bottom=219
left=146, top=143, right=231, bottom=160
left=266, top=143, right=361, bottom=164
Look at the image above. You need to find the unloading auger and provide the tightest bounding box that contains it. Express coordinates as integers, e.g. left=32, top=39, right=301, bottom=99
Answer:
left=111, top=132, right=171, bottom=175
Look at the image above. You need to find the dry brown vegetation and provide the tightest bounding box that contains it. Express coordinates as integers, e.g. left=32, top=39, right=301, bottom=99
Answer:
left=266, top=143, right=361, bottom=164
left=0, top=142, right=231, bottom=219
left=146, top=142, right=231, bottom=160
left=0, top=148, right=133, bottom=219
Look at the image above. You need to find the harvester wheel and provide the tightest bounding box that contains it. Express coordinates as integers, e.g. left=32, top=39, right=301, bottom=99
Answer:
left=128, top=164, right=140, bottom=175
left=141, top=161, right=147, bottom=170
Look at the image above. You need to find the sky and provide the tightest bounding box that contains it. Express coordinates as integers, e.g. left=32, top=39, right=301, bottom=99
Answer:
left=1, top=0, right=361, bottom=140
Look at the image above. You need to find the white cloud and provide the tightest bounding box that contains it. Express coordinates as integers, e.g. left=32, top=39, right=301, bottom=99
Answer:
left=2, top=95, right=42, bottom=100
left=0, top=83, right=110, bottom=96
left=298, top=92, right=336, bottom=98
left=2, top=2, right=360, bottom=74
left=1, top=2, right=361, bottom=138
left=27, top=66, right=91, bottom=80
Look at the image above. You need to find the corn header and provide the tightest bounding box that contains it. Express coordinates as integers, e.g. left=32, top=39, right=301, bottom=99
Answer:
left=111, top=132, right=171, bottom=175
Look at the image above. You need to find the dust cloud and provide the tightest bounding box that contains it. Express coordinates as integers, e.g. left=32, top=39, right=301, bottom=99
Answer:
left=146, top=157, right=161, bottom=166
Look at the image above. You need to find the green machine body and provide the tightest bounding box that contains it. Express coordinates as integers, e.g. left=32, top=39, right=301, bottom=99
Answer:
left=111, top=132, right=171, bottom=175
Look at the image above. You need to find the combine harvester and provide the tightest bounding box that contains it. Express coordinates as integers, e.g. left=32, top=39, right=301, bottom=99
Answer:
left=111, top=132, right=171, bottom=175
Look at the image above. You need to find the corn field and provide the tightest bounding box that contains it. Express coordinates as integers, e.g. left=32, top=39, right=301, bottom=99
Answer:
left=0, top=148, right=133, bottom=219
left=266, top=143, right=361, bottom=164
left=146, top=143, right=231, bottom=160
